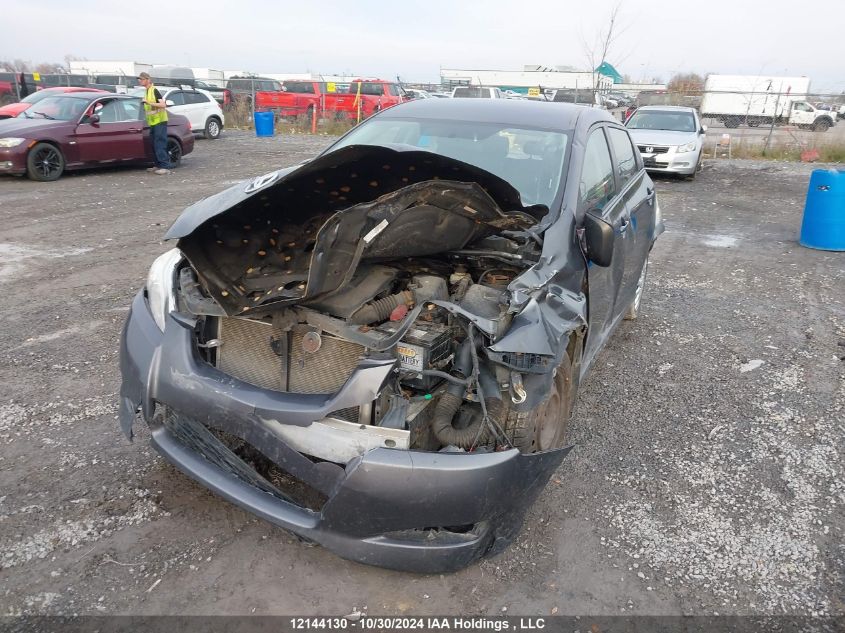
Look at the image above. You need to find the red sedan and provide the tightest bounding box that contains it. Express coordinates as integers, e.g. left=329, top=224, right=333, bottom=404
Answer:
left=0, top=86, right=107, bottom=119
left=0, top=93, right=194, bottom=181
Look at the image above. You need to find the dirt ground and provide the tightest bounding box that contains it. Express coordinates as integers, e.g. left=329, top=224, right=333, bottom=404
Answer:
left=0, top=131, right=843, bottom=618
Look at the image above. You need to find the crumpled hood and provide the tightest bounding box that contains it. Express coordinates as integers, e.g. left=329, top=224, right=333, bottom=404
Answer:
left=169, top=145, right=547, bottom=316
left=627, top=128, right=698, bottom=147
left=166, top=144, right=538, bottom=241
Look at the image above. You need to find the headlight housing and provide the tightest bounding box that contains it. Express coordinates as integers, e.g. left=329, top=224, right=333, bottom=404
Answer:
left=0, top=138, right=26, bottom=148
left=677, top=140, right=698, bottom=153
left=146, top=248, right=182, bottom=331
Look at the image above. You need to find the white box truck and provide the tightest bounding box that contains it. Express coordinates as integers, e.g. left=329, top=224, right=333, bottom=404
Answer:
left=68, top=60, right=152, bottom=91
left=700, top=74, right=836, bottom=132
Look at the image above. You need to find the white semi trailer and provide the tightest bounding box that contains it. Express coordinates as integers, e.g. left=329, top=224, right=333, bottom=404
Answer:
left=700, top=75, right=836, bottom=132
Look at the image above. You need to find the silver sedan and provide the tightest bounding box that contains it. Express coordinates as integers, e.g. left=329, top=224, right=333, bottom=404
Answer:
left=626, top=105, right=706, bottom=178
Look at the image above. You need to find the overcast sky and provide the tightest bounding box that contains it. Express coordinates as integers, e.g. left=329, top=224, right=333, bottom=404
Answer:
left=2, top=0, right=842, bottom=92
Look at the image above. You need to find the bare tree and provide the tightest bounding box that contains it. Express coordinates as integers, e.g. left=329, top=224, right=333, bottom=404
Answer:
left=667, top=72, right=704, bottom=96
left=36, top=62, right=67, bottom=75
left=13, top=59, right=33, bottom=72
left=581, top=2, right=626, bottom=93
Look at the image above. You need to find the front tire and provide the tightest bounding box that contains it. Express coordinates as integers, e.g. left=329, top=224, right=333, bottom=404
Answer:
left=505, top=354, right=573, bottom=453
left=166, top=137, right=182, bottom=167
left=26, top=143, right=65, bottom=182
left=813, top=119, right=831, bottom=132
left=204, top=117, right=222, bottom=139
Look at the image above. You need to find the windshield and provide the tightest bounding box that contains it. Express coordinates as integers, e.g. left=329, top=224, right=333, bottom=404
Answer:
left=452, top=87, right=491, bottom=99
left=346, top=82, right=384, bottom=96
left=328, top=117, right=569, bottom=208
left=626, top=110, right=696, bottom=132
left=16, top=96, right=90, bottom=121
left=21, top=91, right=53, bottom=105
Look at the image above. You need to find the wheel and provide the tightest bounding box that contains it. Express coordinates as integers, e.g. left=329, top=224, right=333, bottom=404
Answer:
left=166, top=137, right=182, bottom=167
left=685, top=153, right=702, bottom=180
left=813, top=119, right=831, bottom=132
left=724, top=116, right=740, bottom=128
left=204, top=117, right=222, bottom=139
left=26, top=143, right=65, bottom=182
left=625, top=258, right=649, bottom=320
left=505, top=354, right=573, bottom=453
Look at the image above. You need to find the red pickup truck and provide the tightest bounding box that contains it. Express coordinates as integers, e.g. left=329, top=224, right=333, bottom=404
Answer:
left=226, top=76, right=288, bottom=112
left=272, top=78, right=405, bottom=120
left=325, top=79, right=406, bottom=120
left=0, top=80, right=14, bottom=105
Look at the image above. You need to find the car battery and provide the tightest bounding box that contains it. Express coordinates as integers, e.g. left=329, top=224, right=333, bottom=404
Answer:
left=377, top=321, right=453, bottom=391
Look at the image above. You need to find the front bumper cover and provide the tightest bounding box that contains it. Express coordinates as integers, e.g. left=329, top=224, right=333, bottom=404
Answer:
left=119, top=291, right=570, bottom=572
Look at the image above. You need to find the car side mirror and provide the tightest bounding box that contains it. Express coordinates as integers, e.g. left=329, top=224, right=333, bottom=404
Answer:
left=88, top=113, right=100, bottom=125
left=700, top=125, right=707, bottom=134
left=165, top=99, right=174, bottom=107
left=583, top=211, right=615, bottom=267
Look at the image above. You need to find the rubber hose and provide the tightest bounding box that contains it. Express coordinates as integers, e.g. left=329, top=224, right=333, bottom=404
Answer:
left=349, top=290, right=415, bottom=325
left=431, top=342, right=501, bottom=449
left=431, top=391, right=480, bottom=448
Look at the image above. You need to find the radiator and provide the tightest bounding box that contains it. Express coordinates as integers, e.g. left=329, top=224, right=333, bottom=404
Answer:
left=216, top=317, right=364, bottom=396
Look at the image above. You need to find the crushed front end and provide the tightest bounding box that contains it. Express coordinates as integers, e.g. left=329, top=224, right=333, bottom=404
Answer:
left=119, top=145, right=582, bottom=572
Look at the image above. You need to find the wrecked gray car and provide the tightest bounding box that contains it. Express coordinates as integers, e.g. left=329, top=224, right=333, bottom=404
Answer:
left=119, top=99, right=663, bottom=572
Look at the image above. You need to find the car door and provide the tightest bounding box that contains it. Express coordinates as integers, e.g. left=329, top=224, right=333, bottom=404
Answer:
left=181, top=91, right=207, bottom=129
left=789, top=101, right=814, bottom=125
left=580, top=125, right=630, bottom=371
left=74, top=97, right=146, bottom=164
left=606, top=125, right=654, bottom=306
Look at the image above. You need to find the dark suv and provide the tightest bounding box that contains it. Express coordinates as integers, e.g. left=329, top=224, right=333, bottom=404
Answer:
left=225, top=76, right=284, bottom=110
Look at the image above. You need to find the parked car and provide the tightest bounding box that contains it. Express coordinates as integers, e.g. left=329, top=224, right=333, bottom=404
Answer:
left=625, top=105, right=705, bottom=179
left=118, top=98, right=662, bottom=572
left=0, top=92, right=193, bottom=181
left=403, top=89, right=432, bottom=100
left=131, top=87, right=224, bottom=139
left=451, top=86, right=505, bottom=98
left=225, top=76, right=285, bottom=111
left=549, top=89, right=596, bottom=105
left=0, top=80, right=13, bottom=105
left=325, top=79, right=406, bottom=120
left=0, top=86, right=107, bottom=120
left=194, top=81, right=231, bottom=107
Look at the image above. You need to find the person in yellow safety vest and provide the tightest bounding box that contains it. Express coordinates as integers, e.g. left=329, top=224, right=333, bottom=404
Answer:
left=138, top=72, right=173, bottom=175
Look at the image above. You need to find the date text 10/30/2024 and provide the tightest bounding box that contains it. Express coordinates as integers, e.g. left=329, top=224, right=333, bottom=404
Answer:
left=290, top=617, right=548, bottom=631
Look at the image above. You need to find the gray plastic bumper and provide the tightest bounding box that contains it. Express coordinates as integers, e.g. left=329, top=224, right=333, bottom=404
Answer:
left=118, top=291, right=570, bottom=572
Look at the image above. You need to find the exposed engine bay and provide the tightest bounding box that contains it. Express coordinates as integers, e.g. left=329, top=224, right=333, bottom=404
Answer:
left=169, top=146, right=572, bottom=463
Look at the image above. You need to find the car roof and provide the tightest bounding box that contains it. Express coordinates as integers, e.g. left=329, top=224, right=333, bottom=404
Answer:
left=636, top=105, right=697, bottom=113
left=380, top=97, right=613, bottom=130
left=41, top=87, right=104, bottom=93
left=54, top=92, right=139, bottom=102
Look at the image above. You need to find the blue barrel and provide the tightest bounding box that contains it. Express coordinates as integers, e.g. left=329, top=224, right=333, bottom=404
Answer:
left=254, top=111, right=275, bottom=137
left=800, top=169, right=845, bottom=251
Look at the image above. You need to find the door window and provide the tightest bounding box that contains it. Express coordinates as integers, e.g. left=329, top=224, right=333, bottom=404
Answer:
left=580, top=129, right=617, bottom=211
left=94, top=99, right=136, bottom=123
left=167, top=91, right=186, bottom=106
left=607, top=127, right=638, bottom=187
left=185, top=91, right=208, bottom=104
left=122, top=98, right=143, bottom=120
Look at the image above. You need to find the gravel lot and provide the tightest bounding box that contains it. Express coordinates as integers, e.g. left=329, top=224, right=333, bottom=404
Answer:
left=0, top=131, right=843, bottom=618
